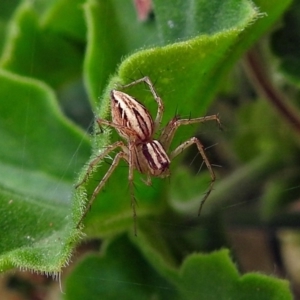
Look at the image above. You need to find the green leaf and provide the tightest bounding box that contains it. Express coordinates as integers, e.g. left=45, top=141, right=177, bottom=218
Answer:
left=0, top=1, right=21, bottom=54
left=76, top=0, right=261, bottom=236
left=70, top=1, right=294, bottom=297
left=177, top=251, right=292, bottom=300
left=0, top=2, right=83, bottom=88
left=134, top=225, right=292, bottom=299
left=64, top=235, right=179, bottom=300
left=41, top=0, right=86, bottom=42
left=65, top=233, right=292, bottom=299
left=0, top=0, right=294, bottom=292
left=169, top=167, right=213, bottom=213
left=0, top=1, right=21, bottom=20
left=0, top=69, right=89, bottom=273
left=153, top=0, right=256, bottom=40
left=83, top=0, right=158, bottom=107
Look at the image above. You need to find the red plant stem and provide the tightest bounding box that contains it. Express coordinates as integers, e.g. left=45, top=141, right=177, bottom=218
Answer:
left=245, top=47, right=300, bottom=134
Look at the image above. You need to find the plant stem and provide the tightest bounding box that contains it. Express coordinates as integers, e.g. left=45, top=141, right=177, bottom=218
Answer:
left=244, top=47, right=300, bottom=135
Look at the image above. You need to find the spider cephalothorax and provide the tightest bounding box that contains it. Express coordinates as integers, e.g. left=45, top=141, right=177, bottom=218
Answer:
left=76, top=76, right=221, bottom=234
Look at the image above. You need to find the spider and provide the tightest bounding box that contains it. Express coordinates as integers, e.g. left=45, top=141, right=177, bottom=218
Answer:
left=76, top=76, right=221, bottom=234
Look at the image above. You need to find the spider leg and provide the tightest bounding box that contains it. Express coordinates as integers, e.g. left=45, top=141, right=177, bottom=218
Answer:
left=121, top=76, right=164, bottom=132
left=75, top=141, right=126, bottom=188
left=160, top=114, right=221, bottom=150
left=76, top=151, right=128, bottom=228
left=95, top=120, right=142, bottom=235
left=177, top=114, right=221, bottom=128
left=128, top=142, right=138, bottom=236
left=170, top=137, right=216, bottom=216
left=141, top=174, right=152, bottom=186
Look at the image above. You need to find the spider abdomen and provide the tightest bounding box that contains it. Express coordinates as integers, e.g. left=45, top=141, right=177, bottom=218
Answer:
left=136, top=140, right=170, bottom=176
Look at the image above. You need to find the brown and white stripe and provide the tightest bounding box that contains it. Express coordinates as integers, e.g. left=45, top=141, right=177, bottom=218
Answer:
left=141, top=140, right=170, bottom=175
left=111, top=90, right=154, bottom=141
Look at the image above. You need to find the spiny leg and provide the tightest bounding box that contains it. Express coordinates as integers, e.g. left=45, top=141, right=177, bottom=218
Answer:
left=96, top=119, right=139, bottom=234
left=121, top=76, right=164, bottom=132
left=75, top=115, right=133, bottom=189
left=76, top=151, right=128, bottom=228
left=128, top=142, right=138, bottom=236
left=75, top=140, right=126, bottom=188
left=179, top=115, right=222, bottom=128
left=176, top=114, right=221, bottom=128
left=170, top=137, right=216, bottom=215
left=160, top=114, right=221, bottom=150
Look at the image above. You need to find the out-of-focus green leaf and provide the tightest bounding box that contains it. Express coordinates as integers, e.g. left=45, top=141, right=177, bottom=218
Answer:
left=83, top=0, right=158, bottom=107
left=41, top=0, right=86, bottom=42
left=64, top=235, right=179, bottom=300
left=0, top=2, right=83, bottom=88
left=271, top=0, right=300, bottom=84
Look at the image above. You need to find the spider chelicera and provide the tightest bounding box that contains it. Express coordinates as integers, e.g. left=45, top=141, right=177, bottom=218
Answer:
left=76, top=76, right=221, bottom=234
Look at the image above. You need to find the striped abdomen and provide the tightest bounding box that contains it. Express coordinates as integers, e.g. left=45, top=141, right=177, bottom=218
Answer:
left=134, top=140, right=170, bottom=177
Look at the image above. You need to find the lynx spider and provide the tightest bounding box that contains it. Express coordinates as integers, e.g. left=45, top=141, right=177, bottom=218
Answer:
left=76, top=76, right=221, bottom=234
